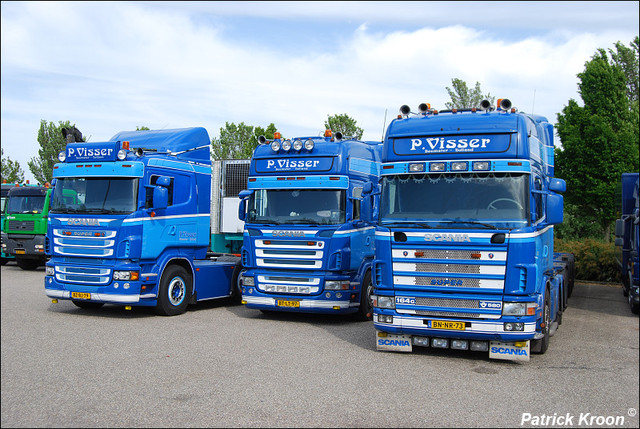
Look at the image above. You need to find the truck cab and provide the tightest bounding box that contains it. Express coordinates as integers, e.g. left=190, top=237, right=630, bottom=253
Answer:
left=2, top=184, right=51, bottom=270
left=239, top=131, right=381, bottom=319
left=45, top=127, right=240, bottom=315
left=372, top=100, right=574, bottom=361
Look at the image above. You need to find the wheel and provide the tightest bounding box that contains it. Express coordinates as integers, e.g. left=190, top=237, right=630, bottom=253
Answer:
left=229, top=262, right=242, bottom=305
left=355, top=270, right=373, bottom=321
left=72, top=300, right=104, bottom=309
left=16, top=258, right=40, bottom=271
left=155, top=265, right=192, bottom=316
left=630, top=293, right=639, bottom=314
left=531, top=289, right=551, bottom=354
left=487, top=198, right=523, bottom=210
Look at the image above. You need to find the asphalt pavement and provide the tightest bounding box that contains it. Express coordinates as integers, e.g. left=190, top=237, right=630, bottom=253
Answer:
left=1, top=263, right=638, bottom=428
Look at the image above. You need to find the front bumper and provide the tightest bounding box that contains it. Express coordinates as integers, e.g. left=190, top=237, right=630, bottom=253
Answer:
left=242, top=287, right=360, bottom=314
left=3, top=233, right=46, bottom=259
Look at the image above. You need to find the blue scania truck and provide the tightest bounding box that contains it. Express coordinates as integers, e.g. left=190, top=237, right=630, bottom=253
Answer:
left=238, top=130, right=381, bottom=319
left=44, top=127, right=242, bottom=315
left=615, top=172, right=639, bottom=314
left=370, top=99, right=575, bottom=361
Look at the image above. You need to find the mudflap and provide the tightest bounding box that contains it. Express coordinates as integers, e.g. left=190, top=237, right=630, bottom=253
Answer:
left=375, top=331, right=412, bottom=352
left=489, top=341, right=530, bottom=362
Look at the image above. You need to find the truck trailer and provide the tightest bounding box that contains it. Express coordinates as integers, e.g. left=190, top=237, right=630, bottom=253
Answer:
left=370, top=99, right=575, bottom=361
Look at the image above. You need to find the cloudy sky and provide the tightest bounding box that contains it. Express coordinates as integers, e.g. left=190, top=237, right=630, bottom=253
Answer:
left=1, top=1, right=638, bottom=183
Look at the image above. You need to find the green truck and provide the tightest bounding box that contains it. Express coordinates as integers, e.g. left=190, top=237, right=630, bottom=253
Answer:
left=1, top=183, right=19, bottom=265
left=1, top=184, right=52, bottom=270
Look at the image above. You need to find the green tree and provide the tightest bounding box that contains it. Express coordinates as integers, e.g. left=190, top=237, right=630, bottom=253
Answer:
left=136, top=126, right=150, bottom=131
left=555, top=42, right=640, bottom=241
left=609, top=36, right=639, bottom=105
left=211, top=122, right=278, bottom=160
left=1, top=148, right=25, bottom=183
left=445, top=78, right=495, bottom=110
left=324, top=114, right=364, bottom=140
left=28, top=120, right=84, bottom=185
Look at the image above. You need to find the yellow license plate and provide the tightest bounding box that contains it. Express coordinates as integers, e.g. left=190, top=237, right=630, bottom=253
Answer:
left=71, top=292, right=91, bottom=300
left=431, top=320, right=466, bottom=330
left=15, top=249, right=26, bottom=255
left=276, top=299, right=300, bottom=308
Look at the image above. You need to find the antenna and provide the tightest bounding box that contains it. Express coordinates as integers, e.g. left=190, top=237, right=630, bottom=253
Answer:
left=381, top=109, right=388, bottom=141
left=532, top=89, right=536, bottom=113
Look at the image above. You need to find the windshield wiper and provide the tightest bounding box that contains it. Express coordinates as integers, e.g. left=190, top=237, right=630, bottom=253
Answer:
left=439, top=219, right=498, bottom=230
left=381, top=221, right=435, bottom=229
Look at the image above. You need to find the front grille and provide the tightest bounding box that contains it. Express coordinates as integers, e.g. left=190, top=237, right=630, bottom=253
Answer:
left=8, top=220, right=35, bottom=230
left=415, top=297, right=480, bottom=309
left=414, top=263, right=481, bottom=274
left=414, top=277, right=481, bottom=287
left=55, top=266, right=111, bottom=285
left=415, top=310, right=482, bottom=318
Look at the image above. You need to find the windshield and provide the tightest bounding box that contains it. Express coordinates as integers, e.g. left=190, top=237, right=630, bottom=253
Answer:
left=380, top=173, right=529, bottom=229
left=247, top=189, right=346, bottom=225
left=50, top=178, right=139, bottom=214
left=7, top=195, right=46, bottom=214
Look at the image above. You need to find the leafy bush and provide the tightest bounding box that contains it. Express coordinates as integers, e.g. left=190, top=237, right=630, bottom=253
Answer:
left=555, top=238, right=620, bottom=282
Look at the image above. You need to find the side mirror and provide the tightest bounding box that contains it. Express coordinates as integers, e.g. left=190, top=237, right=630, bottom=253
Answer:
left=549, top=178, right=566, bottom=193
left=615, top=219, right=624, bottom=237
left=238, top=190, right=252, bottom=222
left=546, top=193, right=564, bottom=225
left=152, top=186, right=168, bottom=210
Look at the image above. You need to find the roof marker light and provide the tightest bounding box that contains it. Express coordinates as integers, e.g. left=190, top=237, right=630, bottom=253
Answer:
left=274, top=132, right=282, bottom=139
left=58, top=151, right=66, bottom=162
left=282, top=140, right=292, bottom=151
left=270, top=141, right=281, bottom=152
left=122, top=141, right=130, bottom=150
left=324, top=129, right=332, bottom=138
left=293, top=139, right=303, bottom=151
left=304, top=139, right=314, bottom=151
left=117, top=149, right=127, bottom=160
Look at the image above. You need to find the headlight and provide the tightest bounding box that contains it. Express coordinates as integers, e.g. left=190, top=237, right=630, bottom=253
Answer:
left=241, top=275, right=255, bottom=286
left=281, top=140, right=292, bottom=151
left=46, top=266, right=55, bottom=276
left=58, top=151, right=66, bottom=162
left=325, top=280, right=349, bottom=290
left=293, top=139, right=303, bottom=151
left=304, top=139, right=314, bottom=151
left=117, top=149, right=127, bottom=160
left=374, top=295, right=395, bottom=309
left=502, top=302, right=536, bottom=316
left=270, top=141, right=281, bottom=152
left=113, top=271, right=139, bottom=281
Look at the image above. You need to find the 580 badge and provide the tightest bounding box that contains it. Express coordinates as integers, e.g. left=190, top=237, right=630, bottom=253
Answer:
left=396, top=296, right=416, bottom=305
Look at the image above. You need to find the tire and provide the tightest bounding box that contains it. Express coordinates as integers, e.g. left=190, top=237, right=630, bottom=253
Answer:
left=16, top=258, right=40, bottom=271
left=72, top=300, right=105, bottom=309
left=229, top=262, right=242, bottom=305
left=630, top=295, right=639, bottom=314
left=155, top=265, right=192, bottom=316
left=355, top=270, right=373, bottom=321
left=532, top=289, right=551, bottom=354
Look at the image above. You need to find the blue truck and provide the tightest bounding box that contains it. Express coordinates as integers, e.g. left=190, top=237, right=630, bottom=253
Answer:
left=615, top=172, right=639, bottom=314
left=238, top=130, right=381, bottom=319
left=44, top=127, right=244, bottom=315
left=370, top=99, right=575, bottom=361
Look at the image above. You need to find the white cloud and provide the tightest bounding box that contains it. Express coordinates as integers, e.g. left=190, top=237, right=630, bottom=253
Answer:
left=1, top=1, right=638, bottom=182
